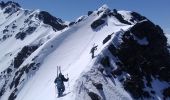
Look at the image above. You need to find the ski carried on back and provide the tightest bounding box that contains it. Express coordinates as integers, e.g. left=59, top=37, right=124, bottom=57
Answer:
left=54, top=66, right=69, bottom=98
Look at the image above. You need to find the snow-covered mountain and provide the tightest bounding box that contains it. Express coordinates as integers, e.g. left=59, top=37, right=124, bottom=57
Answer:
left=0, top=1, right=170, bottom=100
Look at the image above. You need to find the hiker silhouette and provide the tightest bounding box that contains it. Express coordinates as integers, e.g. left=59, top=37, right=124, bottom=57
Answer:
left=54, top=67, right=69, bottom=97
left=90, top=44, right=98, bottom=59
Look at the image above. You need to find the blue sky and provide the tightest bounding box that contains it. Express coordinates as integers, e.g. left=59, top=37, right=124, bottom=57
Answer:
left=12, top=0, right=170, bottom=33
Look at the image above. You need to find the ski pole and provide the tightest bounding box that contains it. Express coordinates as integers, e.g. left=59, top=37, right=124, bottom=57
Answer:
left=59, top=66, right=61, bottom=73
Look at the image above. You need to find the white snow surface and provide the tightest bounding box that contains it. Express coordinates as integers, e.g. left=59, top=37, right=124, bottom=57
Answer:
left=2, top=3, right=167, bottom=100
left=14, top=10, right=131, bottom=100
left=0, top=4, right=133, bottom=100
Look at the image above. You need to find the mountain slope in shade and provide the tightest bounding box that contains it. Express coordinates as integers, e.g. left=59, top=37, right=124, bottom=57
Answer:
left=0, top=1, right=170, bottom=100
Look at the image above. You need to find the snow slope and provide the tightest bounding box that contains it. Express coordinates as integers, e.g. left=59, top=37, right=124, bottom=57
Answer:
left=1, top=1, right=170, bottom=100
left=15, top=6, right=132, bottom=100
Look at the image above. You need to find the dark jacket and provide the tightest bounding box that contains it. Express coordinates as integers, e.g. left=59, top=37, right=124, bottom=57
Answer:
left=90, top=45, right=98, bottom=53
left=54, top=73, right=68, bottom=88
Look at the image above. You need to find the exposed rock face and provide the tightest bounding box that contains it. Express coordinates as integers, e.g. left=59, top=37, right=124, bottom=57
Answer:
left=0, top=1, right=21, bottom=8
left=76, top=19, right=170, bottom=100
left=14, top=45, right=39, bottom=68
left=91, top=8, right=146, bottom=30
left=0, top=1, right=67, bottom=100
left=130, top=12, right=146, bottom=22
left=15, top=27, right=37, bottom=40
left=38, top=11, right=67, bottom=30
left=0, top=1, right=20, bottom=14
left=0, top=1, right=169, bottom=100
left=109, top=20, right=170, bottom=99
left=91, top=19, right=106, bottom=30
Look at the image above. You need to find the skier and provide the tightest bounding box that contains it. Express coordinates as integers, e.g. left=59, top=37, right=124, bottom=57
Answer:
left=90, top=44, right=98, bottom=59
left=54, top=67, right=69, bottom=97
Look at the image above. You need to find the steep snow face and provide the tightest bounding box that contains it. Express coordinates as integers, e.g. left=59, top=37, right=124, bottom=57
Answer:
left=14, top=6, right=133, bottom=100
left=75, top=20, right=170, bottom=100
left=0, top=1, right=68, bottom=100
left=1, top=2, right=168, bottom=100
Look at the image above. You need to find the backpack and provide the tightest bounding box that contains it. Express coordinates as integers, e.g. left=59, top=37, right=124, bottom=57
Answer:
left=55, top=77, right=64, bottom=88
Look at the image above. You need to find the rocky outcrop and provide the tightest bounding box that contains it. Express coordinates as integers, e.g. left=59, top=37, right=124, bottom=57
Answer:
left=109, top=20, right=170, bottom=99
left=0, top=1, right=20, bottom=14
left=38, top=11, right=67, bottom=30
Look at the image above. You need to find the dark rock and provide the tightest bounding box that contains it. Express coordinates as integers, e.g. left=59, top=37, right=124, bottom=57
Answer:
left=0, top=1, right=5, bottom=8
left=12, top=24, right=17, bottom=29
left=123, top=78, right=147, bottom=99
left=106, top=20, right=170, bottom=99
left=100, top=56, right=110, bottom=67
left=130, top=12, right=146, bottom=22
left=91, top=19, right=105, bottom=29
left=0, top=1, right=20, bottom=9
left=14, top=45, right=38, bottom=68
left=151, top=90, right=155, bottom=94
left=163, top=87, right=170, bottom=99
left=101, top=14, right=107, bottom=19
left=77, top=17, right=84, bottom=23
left=25, top=63, right=36, bottom=73
left=103, top=34, right=112, bottom=44
left=5, top=1, right=20, bottom=8
left=10, top=68, right=25, bottom=89
left=88, top=11, right=93, bottom=16
left=88, top=92, right=101, bottom=100
left=108, top=12, right=114, bottom=17
left=2, top=1, right=20, bottom=14
left=8, top=88, right=18, bottom=100
left=7, top=68, right=12, bottom=74
left=10, top=62, right=37, bottom=92
left=38, top=11, right=67, bottom=30
left=24, top=65, right=29, bottom=73
left=115, top=62, right=124, bottom=68
left=69, top=22, right=75, bottom=26
left=143, top=91, right=151, bottom=98
left=114, top=13, right=131, bottom=25
left=113, top=9, right=117, bottom=14
left=0, top=84, right=6, bottom=97
left=3, top=29, right=9, bottom=34
left=15, top=26, right=36, bottom=40
left=97, top=10, right=103, bottom=15
left=108, top=44, right=117, bottom=56
left=25, top=27, right=36, bottom=35
left=4, top=7, right=13, bottom=13
left=15, top=32, right=26, bottom=40
left=24, top=19, right=29, bottom=23
left=14, top=72, right=22, bottom=88
left=93, top=82, right=103, bottom=90
left=112, top=67, right=122, bottom=76
left=2, top=35, right=11, bottom=40
left=98, top=67, right=104, bottom=73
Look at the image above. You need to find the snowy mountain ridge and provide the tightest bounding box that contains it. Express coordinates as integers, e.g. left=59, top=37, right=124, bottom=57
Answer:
left=0, top=1, right=170, bottom=100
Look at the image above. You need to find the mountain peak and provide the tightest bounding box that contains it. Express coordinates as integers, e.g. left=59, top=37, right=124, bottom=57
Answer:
left=0, top=1, right=21, bottom=9
left=98, top=4, right=109, bottom=12
left=0, top=1, right=170, bottom=100
left=38, top=11, right=67, bottom=30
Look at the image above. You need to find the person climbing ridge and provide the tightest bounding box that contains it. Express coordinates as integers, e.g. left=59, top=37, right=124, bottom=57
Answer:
left=54, top=66, right=69, bottom=97
left=90, top=44, right=98, bottom=59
